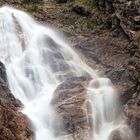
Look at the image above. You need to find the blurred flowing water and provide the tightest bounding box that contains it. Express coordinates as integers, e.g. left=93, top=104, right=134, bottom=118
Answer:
left=0, top=6, right=135, bottom=140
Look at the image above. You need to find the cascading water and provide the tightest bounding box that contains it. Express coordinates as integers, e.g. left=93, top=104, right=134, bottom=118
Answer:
left=87, top=78, right=135, bottom=140
left=0, top=6, right=135, bottom=140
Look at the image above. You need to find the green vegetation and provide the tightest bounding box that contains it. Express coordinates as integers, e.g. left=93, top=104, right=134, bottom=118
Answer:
left=14, top=0, right=98, bottom=35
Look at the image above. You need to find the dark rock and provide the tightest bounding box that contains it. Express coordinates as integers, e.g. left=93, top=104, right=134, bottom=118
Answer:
left=95, top=0, right=140, bottom=43
left=0, top=62, right=7, bottom=83
left=72, top=6, right=90, bottom=16
left=54, top=0, right=69, bottom=3
left=120, top=86, right=137, bottom=105
left=52, top=76, right=92, bottom=139
left=107, top=69, right=125, bottom=83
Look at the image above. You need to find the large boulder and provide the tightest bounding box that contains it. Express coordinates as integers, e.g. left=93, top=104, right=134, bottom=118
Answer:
left=52, top=76, right=93, bottom=139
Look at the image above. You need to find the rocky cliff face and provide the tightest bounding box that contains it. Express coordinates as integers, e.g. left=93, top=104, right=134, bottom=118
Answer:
left=0, top=62, right=33, bottom=140
left=93, top=1, right=140, bottom=139
left=0, top=0, right=139, bottom=140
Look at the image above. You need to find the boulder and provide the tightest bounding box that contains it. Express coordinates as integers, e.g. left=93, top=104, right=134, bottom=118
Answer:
left=109, top=129, right=135, bottom=140
left=0, top=61, right=7, bottom=83
left=52, top=76, right=93, bottom=139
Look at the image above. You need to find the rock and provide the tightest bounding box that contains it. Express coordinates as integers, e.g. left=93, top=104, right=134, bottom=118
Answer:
left=123, top=94, right=140, bottom=140
left=95, top=0, right=140, bottom=43
left=109, top=129, right=135, bottom=140
left=95, top=0, right=114, bottom=13
left=52, top=76, right=92, bottom=139
left=0, top=107, right=33, bottom=140
left=90, top=2, right=140, bottom=139
left=49, top=60, right=70, bottom=73
left=72, top=6, right=90, bottom=16
left=0, top=61, right=7, bottom=83
left=74, top=32, right=139, bottom=140
left=54, top=0, right=69, bottom=3
left=0, top=61, right=33, bottom=140
left=134, top=16, right=140, bottom=24
left=107, top=69, right=125, bottom=83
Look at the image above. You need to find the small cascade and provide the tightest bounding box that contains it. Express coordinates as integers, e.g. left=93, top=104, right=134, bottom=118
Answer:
left=87, top=78, right=135, bottom=140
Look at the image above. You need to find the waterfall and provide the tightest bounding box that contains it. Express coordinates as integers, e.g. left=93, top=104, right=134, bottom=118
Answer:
left=0, top=6, right=135, bottom=140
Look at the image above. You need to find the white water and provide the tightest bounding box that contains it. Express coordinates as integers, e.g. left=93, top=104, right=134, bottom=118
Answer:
left=87, top=78, right=135, bottom=140
left=0, top=6, right=135, bottom=140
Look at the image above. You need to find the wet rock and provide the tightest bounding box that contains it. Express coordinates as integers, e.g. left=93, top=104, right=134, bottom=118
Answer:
left=123, top=94, right=140, bottom=139
left=0, top=61, right=33, bottom=140
left=52, top=76, right=92, bottom=139
left=109, top=129, right=135, bottom=140
left=55, top=71, right=76, bottom=81
left=0, top=61, right=7, bottom=83
left=49, top=60, right=70, bottom=73
left=42, top=50, right=64, bottom=64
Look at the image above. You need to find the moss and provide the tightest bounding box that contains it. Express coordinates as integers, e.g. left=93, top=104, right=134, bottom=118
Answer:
left=10, top=0, right=98, bottom=36
left=25, top=3, right=38, bottom=12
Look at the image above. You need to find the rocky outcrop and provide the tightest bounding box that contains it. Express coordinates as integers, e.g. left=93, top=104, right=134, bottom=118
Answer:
left=52, top=76, right=92, bottom=139
left=0, top=61, right=33, bottom=140
left=124, top=93, right=140, bottom=140
left=95, top=0, right=140, bottom=44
